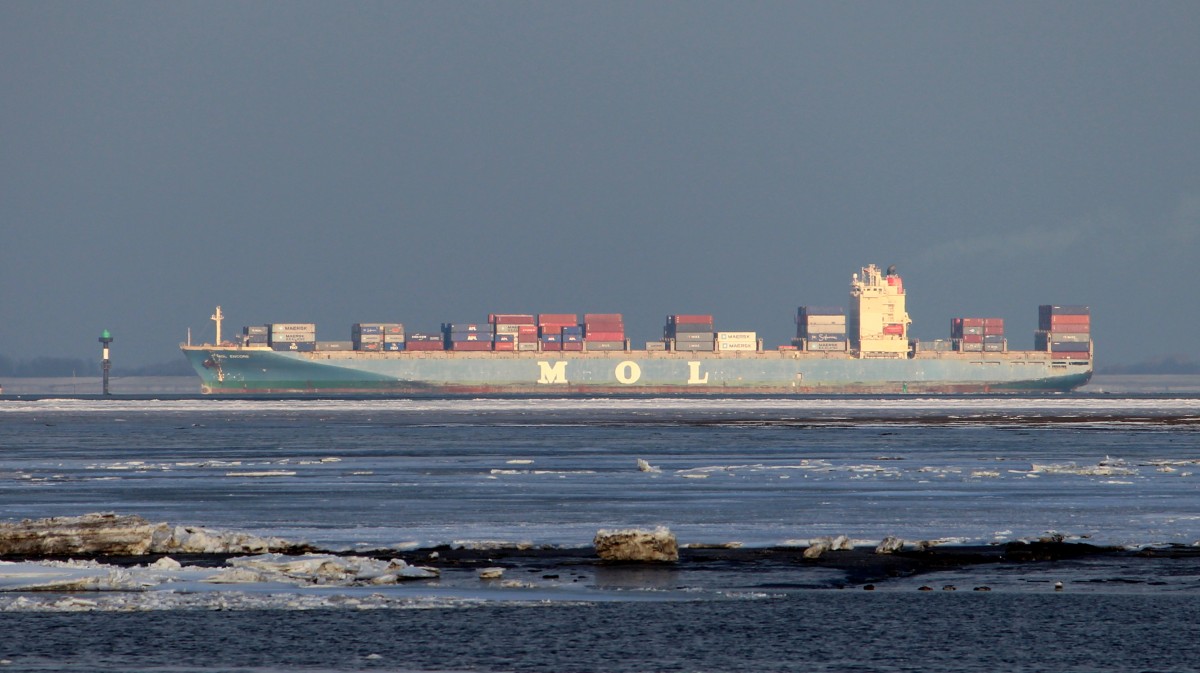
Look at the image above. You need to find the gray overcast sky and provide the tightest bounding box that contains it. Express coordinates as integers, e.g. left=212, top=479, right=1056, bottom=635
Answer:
left=2, top=1, right=1198, bottom=368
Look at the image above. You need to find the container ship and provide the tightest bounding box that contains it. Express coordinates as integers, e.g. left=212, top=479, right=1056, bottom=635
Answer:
left=181, top=264, right=1093, bottom=395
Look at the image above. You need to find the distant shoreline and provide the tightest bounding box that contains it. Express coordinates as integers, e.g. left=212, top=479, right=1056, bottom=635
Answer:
left=3, top=374, right=1200, bottom=396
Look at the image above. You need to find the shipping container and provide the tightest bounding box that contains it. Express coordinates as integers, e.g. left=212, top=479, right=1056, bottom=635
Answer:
left=959, top=341, right=984, bottom=352
left=1040, top=331, right=1090, bottom=343
left=493, top=333, right=516, bottom=343
left=1040, top=305, right=1090, bottom=317
left=537, top=314, right=577, bottom=325
left=961, top=334, right=984, bottom=344
left=405, top=341, right=445, bottom=351
left=244, top=326, right=269, bottom=336
left=803, top=317, right=847, bottom=327
left=270, top=342, right=316, bottom=352
left=561, top=326, right=583, bottom=336
left=585, top=341, right=626, bottom=351
left=447, top=341, right=493, bottom=351
left=1050, top=341, right=1091, bottom=352
left=563, top=334, right=582, bottom=343
left=798, top=306, right=845, bottom=318
left=494, top=324, right=521, bottom=335
left=489, top=314, right=535, bottom=325
left=353, top=324, right=383, bottom=335
left=675, top=341, right=716, bottom=351
left=540, top=342, right=562, bottom=351
left=806, top=332, right=846, bottom=343
left=717, top=340, right=756, bottom=352
left=561, top=342, right=584, bottom=351
left=672, top=332, right=715, bottom=342
left=353, top=334, right=383, bottom=344
left=516, top=342, right=539, bottom=351
left=442, top=323, right=489, bottom=333
left=446, top=333, right=486, bottom=342
left=383, top=342, right=406, bottom=352
left=584, top=331, right=626, bottom=341
left=668, top=322, right=715, bottom=333
left=584, top=314, right=623, bottom=323
left=807, top=341, right=847, bottom=351
left=645, top=341, right=667, bottom=351
left=269, top=334, right=317, bottom=343
left=270, top=323, right=316, bottom=334
left=668, top=314, right=714, bottom=324
left=355, top=342, right=382, bottom=352
left=717, top=331, right=757, bottom=341
left=541, top=334, right=562, bottom=343
left=492, top=341, right=516, bottom=352
left=406, top=332, right=442, bottom=342
left=317, top=341, right=354, bottom=351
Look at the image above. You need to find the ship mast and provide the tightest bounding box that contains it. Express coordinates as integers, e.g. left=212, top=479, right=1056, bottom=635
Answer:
left=211, top=306, right=224, bottom=345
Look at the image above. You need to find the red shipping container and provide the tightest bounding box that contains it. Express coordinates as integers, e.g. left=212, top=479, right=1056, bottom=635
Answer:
left=583, top=314, right=623, bottom=323
left=960, top=318, right=985, bottom=327
left=448, top=341, right=492, bottom=351
left=517, top=325, right=538, bottom=336
left=405, top=341, right=445, bottom=351
left=961, top=334, right=984, bottom=343
left=882, top=323, right=905, bottom=335
left=540, top=342, right=562, bottom=351
left=492, top=341, right=516, bottom=351
left=561, top=342, right=584, bottom=351
left=1049, top=316, right=1091, bottom=326
left=983, top=327, right=1005, bottom=336
left=778, top=345, right=798, bottom=351
left=538, top=314, right=577, bottom=325
left=584, top=331, right=625, bottom=341
left=983, top=318, right=1004, bottom=327
left=489, top=314, right=535, bottom=325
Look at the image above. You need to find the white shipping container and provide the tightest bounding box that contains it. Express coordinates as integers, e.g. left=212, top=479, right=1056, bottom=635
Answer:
left=271, top=333, right=317, bottom=342
left=270, top=324, right=317, bottom=333
left=494, top=324, right=521, bottom=334
left=717, top=331, right=757, bottom=341
left=806, top=341, right=848, bottom=351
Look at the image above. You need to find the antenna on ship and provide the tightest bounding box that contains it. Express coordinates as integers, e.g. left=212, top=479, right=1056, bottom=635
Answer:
left=211, top=306, right=224, bottom=345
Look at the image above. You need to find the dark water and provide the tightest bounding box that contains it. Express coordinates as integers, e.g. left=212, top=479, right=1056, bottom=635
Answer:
left=4, top=594, right=1200, bottom=672
left=2, top=397, right=1200, bottom=671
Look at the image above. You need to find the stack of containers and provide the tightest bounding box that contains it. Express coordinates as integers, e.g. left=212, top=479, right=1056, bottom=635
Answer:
left=442, top=322, right=494, bottom=351
left=795, top=307, right=846, bottom=351
left=666, top=315, right=715, bottom=352
left=382, top=324, right=405, bottom=352
left=583, top=313, right=625, bottom=351
left=716, top=331, right=757, bottom=352
left=243, top=326, right=269, bottom=347
left=405, top=331, right=445, bottom=351
left=353, top=323, right=405, bottom=352
left=538, top=314, right=577, bottom=352
left=490, top=314, right=536, bottom=352
left=1036, top=305, right=1091, bottom=358
left=269, top=323, right=317, bottom=352
left=951, top=318, right=1006, bottom=352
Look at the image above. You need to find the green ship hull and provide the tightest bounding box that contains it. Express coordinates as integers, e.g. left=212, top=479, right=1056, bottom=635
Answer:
left=181, top=347, right=1092, bottom=395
